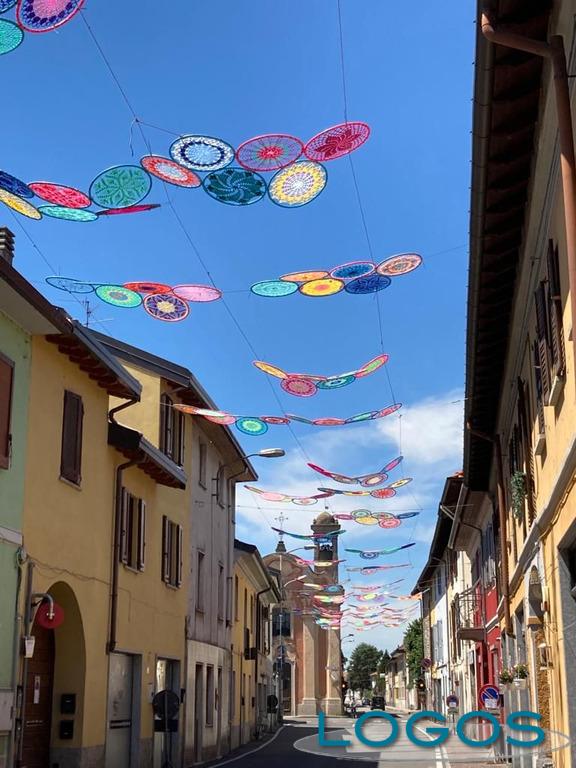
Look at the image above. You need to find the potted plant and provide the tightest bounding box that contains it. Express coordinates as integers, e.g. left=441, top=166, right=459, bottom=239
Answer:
left=498, top=668, right=513, bottom=687
left=511, top=471, right=527, bottom=520
left=512, top=663, right=529, bottom=689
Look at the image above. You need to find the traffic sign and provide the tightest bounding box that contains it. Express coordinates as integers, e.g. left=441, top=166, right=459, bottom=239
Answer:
left=446, top=694, right=459, bottom=708
left=479, top=684, right=500, bottom=710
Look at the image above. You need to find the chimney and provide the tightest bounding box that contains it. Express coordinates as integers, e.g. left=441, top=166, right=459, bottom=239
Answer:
left=0, top=228, right=15, bottom=265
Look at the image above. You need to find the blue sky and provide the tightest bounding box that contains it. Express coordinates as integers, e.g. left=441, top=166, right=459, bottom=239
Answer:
left=2, top=0, right=474, bottom=652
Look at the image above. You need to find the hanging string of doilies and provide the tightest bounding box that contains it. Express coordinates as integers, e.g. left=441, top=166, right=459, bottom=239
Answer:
left=307, top=455, right=403, bottom=486
left=344, top=543, right=416, bottom=559
left=0, top=0, right=84, bottom=56
left=46, top=277, right=222, bottom=322
left=253, top=354, right=388, bottom=398
left=250, top=254, right=422, bottom=299
left=0, top=124, right=370, bottom=219
left=316, top=477, right=413, bottom=499
left=245, top=486, right=334, bottom=506
left=293, top=557, right=346, bottom=568
left=173, top=402, right=401, bottom=436
left=345, top=564, right=412, bottom=574
left=270, top=528, right=345, bottom=540
left=332, top=510, right=419, bottom=528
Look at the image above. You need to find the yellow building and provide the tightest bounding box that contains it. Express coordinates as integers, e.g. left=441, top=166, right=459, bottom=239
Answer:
left=467, top=1, right=576, bottom=764
left=231, top=541, right=280, bottom=749
left=91, top=331, right=257, bottom=764
left=2, top=256, right=189, bottom=768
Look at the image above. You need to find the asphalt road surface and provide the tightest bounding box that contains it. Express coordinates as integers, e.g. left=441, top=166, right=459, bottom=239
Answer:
left=214, top=716, right=498, bottom=768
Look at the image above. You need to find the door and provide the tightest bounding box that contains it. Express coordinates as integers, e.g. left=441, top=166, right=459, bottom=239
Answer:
left=216, top=667, right=222, bottom=756
left=106, top=654, right=134, bottom=768
left=194, top=665, right=203, bottom=763
left=153, top=659, right=180, bottom=768
left=22, top=622, right=54, bottom=768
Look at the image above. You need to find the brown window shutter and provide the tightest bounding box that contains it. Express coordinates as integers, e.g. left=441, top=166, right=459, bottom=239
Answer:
left=137, top=500, right=146, bottom=571
left=162, top=515, right=170, bottom=582
left=0, top=354, right=14, bottom=470
left=120, top=488, right=129, bottom=564
left=546, top=242, right=566, bottom=377
left=532, top=341, right=545, bottom=435
left=534, top=283, right=551, bottom=402
left=60, top=391, right=83, bottom=484
left=177, top=524, right=183, bottom=587
left=518, top=379, right=536, bottom=524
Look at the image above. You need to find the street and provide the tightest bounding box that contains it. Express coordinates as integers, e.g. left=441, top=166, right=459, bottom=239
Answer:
left=209, top=716, right=498, bottom=768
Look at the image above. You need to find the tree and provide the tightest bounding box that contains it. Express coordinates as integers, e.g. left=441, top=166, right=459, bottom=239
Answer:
left=403, top=618, right=424, bottom=689
left=347, top=643, right=383, bottom=693
left=378, top=649, right=391, bottom=674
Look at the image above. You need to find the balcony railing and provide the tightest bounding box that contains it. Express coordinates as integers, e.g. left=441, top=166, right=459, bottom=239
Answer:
left=455, top=582, right=485, bottom=642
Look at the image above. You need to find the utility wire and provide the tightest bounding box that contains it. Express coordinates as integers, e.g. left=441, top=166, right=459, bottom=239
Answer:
left=79, top=7, right=313, bottom=463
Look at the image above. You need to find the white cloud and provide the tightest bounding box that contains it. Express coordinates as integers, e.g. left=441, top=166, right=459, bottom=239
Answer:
left=235, top=390, right=463, bottom=650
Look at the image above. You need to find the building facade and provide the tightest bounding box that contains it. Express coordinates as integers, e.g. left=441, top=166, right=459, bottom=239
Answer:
left=464, top=1, right=576, bottom=764
left=263, top=512, right=343, bottom=717
left=93, top=332, right=257, bottom=764
left=231, top=540, right=280, bottom=749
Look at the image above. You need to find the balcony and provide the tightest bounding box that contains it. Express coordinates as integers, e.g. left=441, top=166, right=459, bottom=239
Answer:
left=455, top=583, right=485, bottom=643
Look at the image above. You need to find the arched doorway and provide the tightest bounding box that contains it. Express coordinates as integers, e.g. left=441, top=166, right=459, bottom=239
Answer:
left=22, top=619, right=54, bottom=768
left=21, top=581, right=86, bottom=766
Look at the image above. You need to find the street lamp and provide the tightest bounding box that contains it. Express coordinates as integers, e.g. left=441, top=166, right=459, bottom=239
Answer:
left=213, top=448, right=285, bottom=498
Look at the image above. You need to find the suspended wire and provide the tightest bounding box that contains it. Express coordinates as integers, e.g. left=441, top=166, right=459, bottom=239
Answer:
left=79, top=8, right=312, bottom=464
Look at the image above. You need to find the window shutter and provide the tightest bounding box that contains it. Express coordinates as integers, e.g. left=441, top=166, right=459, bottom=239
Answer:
left=0, top=355, right=14, bottom=470
left=61, top=391, right=83, bottom=484
left=120, top=489, right=129, bottom=564
left=176, top=524, right=183, bottom=587
left=518, top=379, right=536, bottom=524
left=532, top=340, right=545, bottom=435
left=534, top=283, right=551, bottom=401
left=161, top=516, right=170, bottom=582
left=547, top=242, right=566, bottom=377
left=137, top=500, right=146, bottom=571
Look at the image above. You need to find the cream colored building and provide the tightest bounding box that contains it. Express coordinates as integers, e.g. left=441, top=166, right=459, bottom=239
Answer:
left=466, top=1, right=576, bottom=765
left=230, top=540, right=280, bottom=749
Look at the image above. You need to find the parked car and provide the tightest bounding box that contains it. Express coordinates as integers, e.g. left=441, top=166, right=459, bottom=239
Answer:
left=370, top=695, right=385, bottom=710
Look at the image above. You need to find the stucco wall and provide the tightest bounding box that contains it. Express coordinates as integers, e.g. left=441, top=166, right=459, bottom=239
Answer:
left=0, top=312, right=31, bottom=695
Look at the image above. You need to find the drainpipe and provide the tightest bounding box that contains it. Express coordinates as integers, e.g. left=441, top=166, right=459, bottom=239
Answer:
left=108, top=397, right=139, bottom=425
left=108, top=458, right=138, bottom=653
left=16, top=560, right=34, bottom=768
left=254, top=587, right=273, bottom=734
left=466, top=426, right=513, bottom=637
left=481, top=8, right=576, bottom=388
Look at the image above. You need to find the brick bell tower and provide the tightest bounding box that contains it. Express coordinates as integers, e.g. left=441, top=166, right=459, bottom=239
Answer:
left=308, top=511, right=343, bottom=716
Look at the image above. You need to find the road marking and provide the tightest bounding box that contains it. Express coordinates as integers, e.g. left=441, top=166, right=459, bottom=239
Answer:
left=205, top=726, right=285, bottom=767
left=414, top=724, right=449, bottom=768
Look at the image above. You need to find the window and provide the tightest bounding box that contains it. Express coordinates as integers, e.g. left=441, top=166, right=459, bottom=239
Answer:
left=272, top=609, right=291, bottom=636
left=218, top=564, right=224, bottom=620
left=234, top=575, right=239, bottom=622
left=534, top=241, right=566, bottom=408
left=206, top=665, right=214, bottom=726
left=198, top=441, right=207, bottom=487
left=160, top=393, right=184, bottom=465
left=196, top=550, right=205, bottom=609
left=161, top=516, right=183, bottom=587
left=120, top=491, right=146, bottom=570
left=0, top=353, right=14, bottom=470
left=60, top=390, right=83, bottom=484
left=217, top=463, right=226, bottom=507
